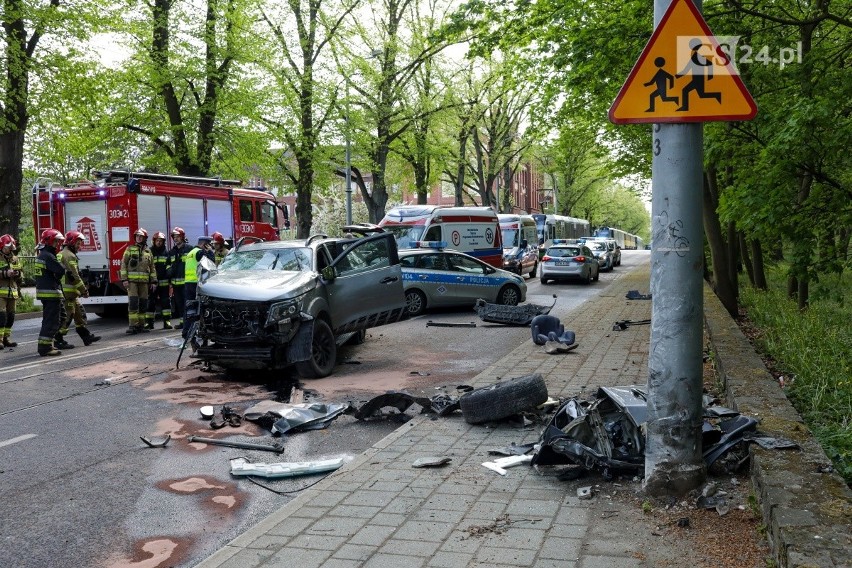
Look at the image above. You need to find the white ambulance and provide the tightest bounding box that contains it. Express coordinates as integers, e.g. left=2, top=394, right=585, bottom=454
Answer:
left=378, top=205, right=503, bottom=268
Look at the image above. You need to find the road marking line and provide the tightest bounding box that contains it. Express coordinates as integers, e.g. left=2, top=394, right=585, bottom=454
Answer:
left=0, top=433, right=38, bottom=448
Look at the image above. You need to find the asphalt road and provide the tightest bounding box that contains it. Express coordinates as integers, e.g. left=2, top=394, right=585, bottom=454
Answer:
left=0, top=250, right=647, bottom=568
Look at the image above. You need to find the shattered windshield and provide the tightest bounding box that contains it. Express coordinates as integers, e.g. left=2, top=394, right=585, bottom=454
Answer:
left=219, top=247, right=312, bottom=272
left=384, top=225, right=425, bottom=250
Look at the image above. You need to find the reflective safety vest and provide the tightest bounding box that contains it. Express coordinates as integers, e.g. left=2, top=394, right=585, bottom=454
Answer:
left=120, top=244, right=155, bottom=282
left=59, top=248, right=87, bottom=297
left=184, top=247, right=201, bottom=284
left=34, top=248, right=65, bottom=300
left=0, top=252, right=23, bottom=299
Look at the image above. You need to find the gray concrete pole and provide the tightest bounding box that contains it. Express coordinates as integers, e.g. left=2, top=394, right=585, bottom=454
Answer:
left=644, top=0, right=707, bottom=495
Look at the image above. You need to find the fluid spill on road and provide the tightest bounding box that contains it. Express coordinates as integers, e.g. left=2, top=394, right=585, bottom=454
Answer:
left=142, top=368, right=268, bottom=405
left=106, top=536, right=191, bottom=568
left=155, top=475, right=248, bottom=517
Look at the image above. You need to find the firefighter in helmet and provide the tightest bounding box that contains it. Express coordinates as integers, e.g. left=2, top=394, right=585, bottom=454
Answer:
left=120, top=228, right=155, bottom=334
left=167, top=227, right=192, bottom=329
left=34, top=229, right=67, bottom=356
left=211, top=231, right=229, bottom=266
left=0, top=234, right=24, bottom=349
left=145, top=231, right=173, bottom=329
left=56, top=231, right=101, bottom=348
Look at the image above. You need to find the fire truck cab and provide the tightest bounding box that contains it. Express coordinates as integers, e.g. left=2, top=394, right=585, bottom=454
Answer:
left=32, top=170, right=288, bottom=316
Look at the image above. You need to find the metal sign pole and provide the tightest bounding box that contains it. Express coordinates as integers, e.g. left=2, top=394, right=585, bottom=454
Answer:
left=644, top=0, right=707, bottom=495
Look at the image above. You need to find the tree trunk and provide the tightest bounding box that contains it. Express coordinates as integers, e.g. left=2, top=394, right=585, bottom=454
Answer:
left=751, top=239, right=767, bottom=290
left=0, top=131, right=25, bottom=238
left=739, top=232, right=755, bottom=286
left=702, top=165, right=738, bottom=317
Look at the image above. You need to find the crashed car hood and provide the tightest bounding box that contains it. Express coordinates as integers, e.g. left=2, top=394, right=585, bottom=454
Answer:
left=199, top=270, right=317, bottom=302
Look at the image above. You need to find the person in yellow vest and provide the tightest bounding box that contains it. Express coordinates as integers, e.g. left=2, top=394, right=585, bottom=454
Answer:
left=145, top=232, right=173, bottom=329
left=56, top=231, right=101, bottom=348
left=0, top=234, right=24, bottom=349
left=211, top=232, right=229, bottom=266
left=183, top=235, right=215, bottom=303
left=120, top=228, right=156, bottom=334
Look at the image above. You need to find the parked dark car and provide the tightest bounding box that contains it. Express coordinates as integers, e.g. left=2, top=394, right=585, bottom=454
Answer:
left=192, top=230, right=408, bottom=378
left=584, top=240, right=614, bottom=271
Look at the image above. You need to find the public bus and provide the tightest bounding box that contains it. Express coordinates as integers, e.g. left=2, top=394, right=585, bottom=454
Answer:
left=594, top=227, right=641, bottom=249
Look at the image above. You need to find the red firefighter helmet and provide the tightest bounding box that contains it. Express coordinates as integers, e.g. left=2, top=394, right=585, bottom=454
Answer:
left=0, top=234, right=15, bottom=249
left=65, top=230, right=84, bottom=246
left=153, top=231, right=166, bottom=241
left=171, top=227, right=186, bottom=239
left=41, top=228, right=65, bottom=248
left=134, top=228, right=148, bottom=239
left=211, top=231, right=225, bottom=245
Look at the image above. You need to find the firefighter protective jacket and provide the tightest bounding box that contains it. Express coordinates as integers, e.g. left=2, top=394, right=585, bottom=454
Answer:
left=0, top=251, right=23, bottom=299
left=150, top=244, right=170, bottom=286
left=58, top=247, right=87, bottom=298
left=167, top=243, right=193, bottom=285
left=34, top=246, right=65, bottom=300
left=120, top=244, right=155, bottom=283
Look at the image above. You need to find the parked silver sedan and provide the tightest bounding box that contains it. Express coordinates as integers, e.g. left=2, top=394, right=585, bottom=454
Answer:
left=399, top=248, right=527, bottom=316
left=540, top=243, right=600, bottom=284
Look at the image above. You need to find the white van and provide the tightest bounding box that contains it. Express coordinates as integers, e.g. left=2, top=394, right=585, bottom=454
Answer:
left=498, top=214, right=539, bottom=278
left=379, top=205, right=503, bottom=268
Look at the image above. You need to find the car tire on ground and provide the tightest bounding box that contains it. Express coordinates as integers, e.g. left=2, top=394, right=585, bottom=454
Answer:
left=496, top=285, right=521, bottom=305
left=593, top=267, right=600, bottom=282
left=459, top=374, right=548, bottom=424
left=404, top=289, right=427, bottom=316
left=295, top=319, right=337, bottom=379
left=530, top=261, right=538, bottom=279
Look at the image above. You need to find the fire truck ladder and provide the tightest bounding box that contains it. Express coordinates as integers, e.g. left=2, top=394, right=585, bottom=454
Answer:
left=32, top=178, right=57, bottom=239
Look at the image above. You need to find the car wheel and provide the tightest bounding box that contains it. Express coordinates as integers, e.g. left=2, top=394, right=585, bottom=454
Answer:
left=583, top=270, right=591, bottom=284
left=405, top=289, right=426, bottom=316
left=496, top=285, right=521, bottom=306
left=459, top=374, right=548, bottom=424
left=593, top=267, right=600, bottom=281
left=530, top=261, right=538, bottom=279
left=295, top=319, right=337, bottom=379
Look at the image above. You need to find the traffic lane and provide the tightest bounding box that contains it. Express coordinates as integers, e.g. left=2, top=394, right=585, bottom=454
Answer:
left=0, top=326, right=284, bottom=568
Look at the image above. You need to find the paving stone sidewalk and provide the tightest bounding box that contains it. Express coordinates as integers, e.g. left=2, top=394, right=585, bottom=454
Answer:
left=197, top=265, right=666, bottom=568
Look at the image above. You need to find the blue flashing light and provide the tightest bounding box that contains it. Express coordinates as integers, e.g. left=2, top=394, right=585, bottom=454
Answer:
left=98, top=189, right=106, bottom=197
left=58, top=192, right=66, bottom=200
left=410, top=240, right=447, bottom=249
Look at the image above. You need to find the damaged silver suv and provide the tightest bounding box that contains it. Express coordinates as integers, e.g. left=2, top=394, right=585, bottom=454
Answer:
left=190, top=229, right=408, bottom=378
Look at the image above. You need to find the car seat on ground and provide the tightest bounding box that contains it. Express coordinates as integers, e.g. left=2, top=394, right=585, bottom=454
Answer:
left=530, top=314, right=576, bottom=346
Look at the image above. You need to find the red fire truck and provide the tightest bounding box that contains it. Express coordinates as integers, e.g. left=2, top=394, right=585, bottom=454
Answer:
left=32, top=170, right=288, bottom=315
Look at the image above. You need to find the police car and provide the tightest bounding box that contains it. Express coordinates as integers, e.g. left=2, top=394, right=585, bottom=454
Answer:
left=398, top=242, right=527, bottom=316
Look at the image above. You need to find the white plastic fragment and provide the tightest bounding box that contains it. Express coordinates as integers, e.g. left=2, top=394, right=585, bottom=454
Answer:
left=481, top=455, right=533, bottom=475
left=577, top=486, right=593, bottom=500
left=229, top=456, right=347, bottom=479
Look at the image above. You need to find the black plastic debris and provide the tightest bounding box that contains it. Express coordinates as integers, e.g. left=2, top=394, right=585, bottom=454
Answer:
left=625, top=290, right=652, bottom=300
left=351, top=391, right=461, bottom=420
left=474, top=295, right=557, bottom=326
left=426, top=321, right=476, bottom=328
left=532, top=386, right=769, bottom=479
left=612, top=319, right=651, bottom=331
left=140, top=435, right=171, bottom=448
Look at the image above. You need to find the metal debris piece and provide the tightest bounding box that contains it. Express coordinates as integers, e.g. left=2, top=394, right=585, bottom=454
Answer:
left=140, top=435, right=171, bottom=448
left=487, top=443, right=536, bottom=457
left=742, top=432, right=799, bottom=450
left=229, top=456, right=346, bottom=478
left=243, top=401, right=349, bottom=435
left=186, top=435, right=285, bottom=453
left=481, top=455, right=533, bottom=475
left=412, top=456, right=452, bottom=468
left=425, top=321, right=476, bottom=327
left=577, top=486, right=593, bottom=499
left=351, top=391, right=461, bottom=420
left=474, top=295, right=557, bottom=326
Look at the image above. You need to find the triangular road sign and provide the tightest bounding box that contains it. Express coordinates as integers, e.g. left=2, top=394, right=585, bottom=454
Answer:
left=609, top=0, right=757, bottom=124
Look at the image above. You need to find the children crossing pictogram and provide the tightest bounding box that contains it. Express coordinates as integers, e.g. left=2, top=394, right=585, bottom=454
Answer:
left=609, top=0, right=756, bottom=124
